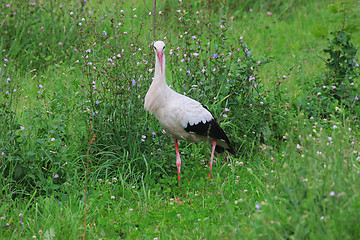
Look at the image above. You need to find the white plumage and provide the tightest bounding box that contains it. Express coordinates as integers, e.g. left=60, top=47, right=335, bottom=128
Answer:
left=145, top=41, right=235, bottom=182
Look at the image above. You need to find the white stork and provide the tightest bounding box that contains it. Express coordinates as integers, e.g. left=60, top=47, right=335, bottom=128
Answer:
left=145, top=41, right=235, bottom=182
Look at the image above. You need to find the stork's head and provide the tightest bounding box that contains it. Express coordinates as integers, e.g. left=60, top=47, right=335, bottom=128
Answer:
left=153, top=41, right=165, bottom=73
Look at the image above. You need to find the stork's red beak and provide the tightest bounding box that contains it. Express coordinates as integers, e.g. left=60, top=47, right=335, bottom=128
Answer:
left=157, top=51, right=163, bottom=73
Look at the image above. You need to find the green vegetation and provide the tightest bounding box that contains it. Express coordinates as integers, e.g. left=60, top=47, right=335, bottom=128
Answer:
left=1, top=0, right=359, bottom=239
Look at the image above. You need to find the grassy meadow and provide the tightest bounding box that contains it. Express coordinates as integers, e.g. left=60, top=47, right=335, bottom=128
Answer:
left=1, top=0, right=360, bottom=239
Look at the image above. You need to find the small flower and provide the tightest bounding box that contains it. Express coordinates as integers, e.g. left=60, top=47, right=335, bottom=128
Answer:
left=53, top=174, right=59, bottom=178
left=331, top=86, right=336, bottom=89
left=19, top=213, right=23, bottom=217
left=7, top=78, right=10, bottom=83
left=4, top=58, right=8, bottom=62
left=39, top=42, right=43, bottom=46
left=332, top=125, right=337, bottom=130
left=193, top=53, right=199, bottom=57
left=51, top=138, right=55, bottom=141
left=192, top=36, right=197, bottom=40
left=152, top=131, right=156, bottom=137
left=39, top=84, right=43, bottom=88
left=282, top=75, right=287, bottom=79
left=223, top=114, right=228, bottom=118
left=260, top=102, right=264, bottom=105
left=95, top=101, right=99, bottom=105
left=86, top=49, right=91, bottom=53
left=213, top=53, right=218, bottom=58
left=328, top=137, right=332, bottom=141
left=111, top=196, right=115, bottom=199
left=224, top=108, right=229, bottom=112
left=131, top=79, right=136, bottom=86
left=355, top=95, right=359, bottom=101
left=330, top=191, right=335, bottom=196
left=103, top=31, right=107, bottom=35
left=20, top=126, right=25, bottom=130
left=255, top=204, right=260, bottom=212
left=93, top=111, right=98, bottom=116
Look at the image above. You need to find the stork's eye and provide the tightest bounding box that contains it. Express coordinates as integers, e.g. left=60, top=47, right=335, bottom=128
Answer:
left=163, top=46, right=165, bottom=50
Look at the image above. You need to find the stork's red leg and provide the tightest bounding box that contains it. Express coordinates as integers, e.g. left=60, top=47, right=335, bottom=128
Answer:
left=208, top=140, right=217, bottom=179
left=174, top=140, right=181, bottom=183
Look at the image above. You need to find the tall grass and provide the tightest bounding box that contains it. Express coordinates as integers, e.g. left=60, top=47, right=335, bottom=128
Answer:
left=0, top=0, right=359, bottom=239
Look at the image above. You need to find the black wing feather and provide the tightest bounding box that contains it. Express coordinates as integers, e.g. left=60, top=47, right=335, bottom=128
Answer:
left=184, top=105, right=235, bottom=155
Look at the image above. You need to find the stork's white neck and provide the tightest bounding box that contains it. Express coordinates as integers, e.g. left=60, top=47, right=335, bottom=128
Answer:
left=144, top=49, right=171, bottom=113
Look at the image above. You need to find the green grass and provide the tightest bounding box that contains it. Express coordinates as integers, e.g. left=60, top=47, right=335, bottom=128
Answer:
left=1, top=0, right=360, bottom=239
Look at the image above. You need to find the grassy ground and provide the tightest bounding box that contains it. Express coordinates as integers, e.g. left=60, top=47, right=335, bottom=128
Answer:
left=1, top=0, right=360, bottom=239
